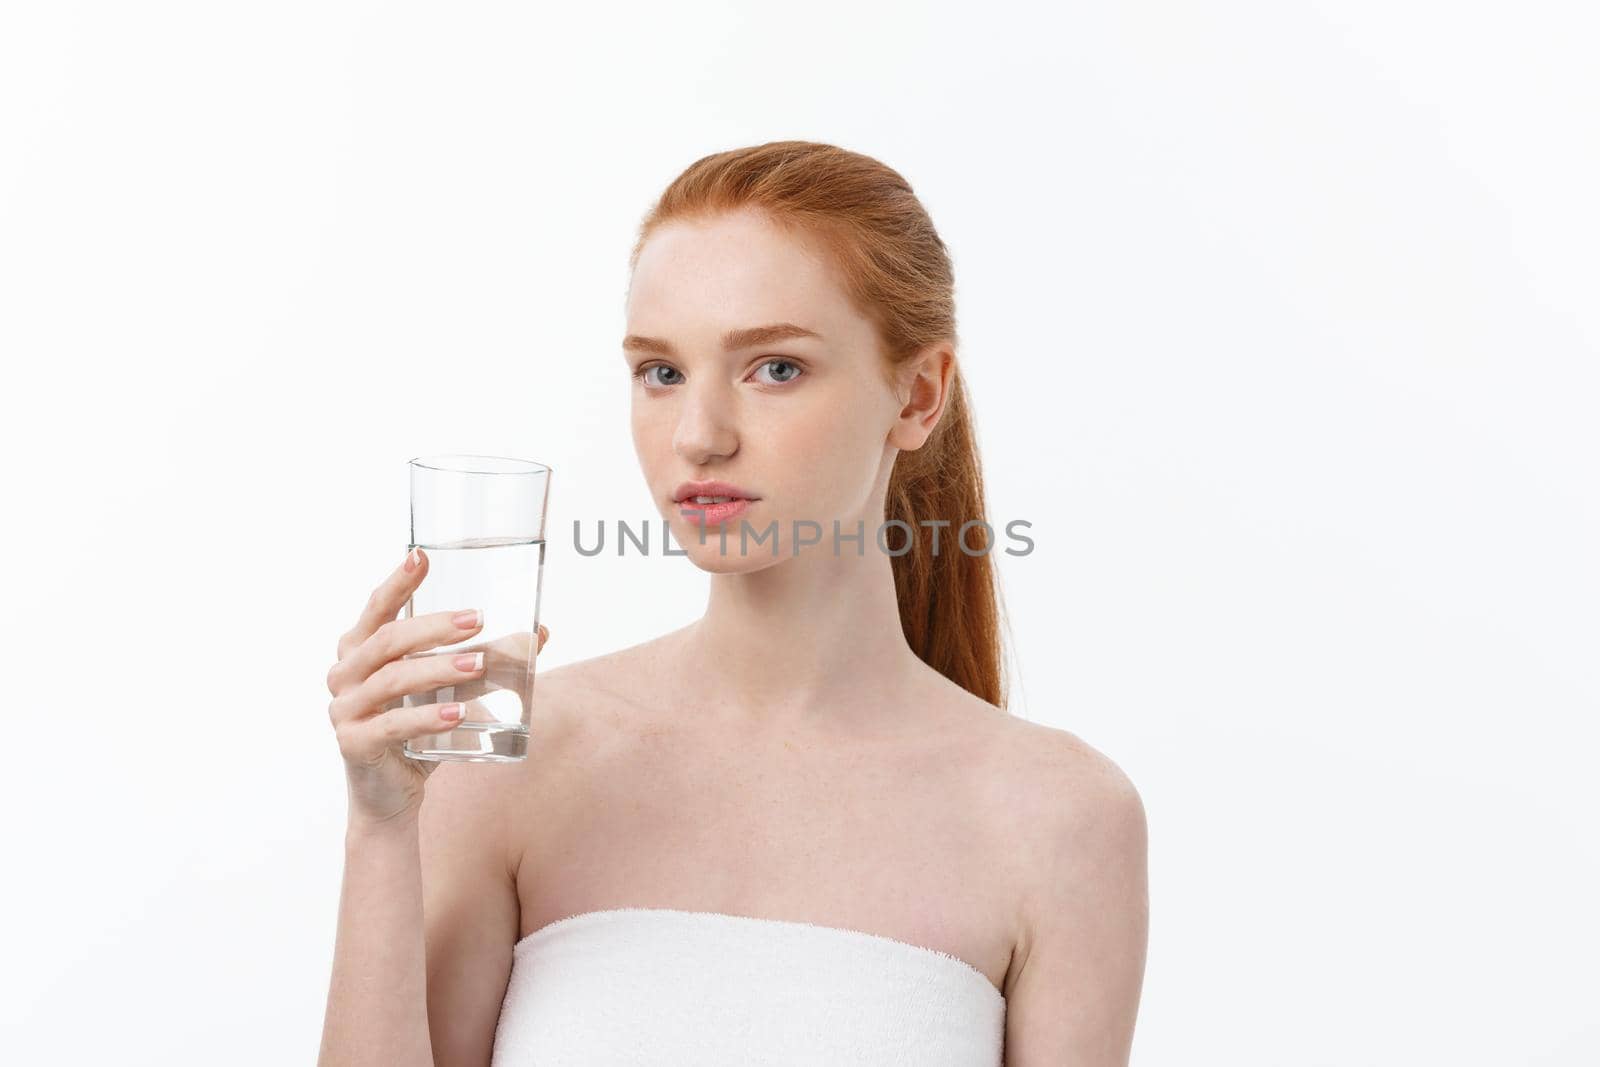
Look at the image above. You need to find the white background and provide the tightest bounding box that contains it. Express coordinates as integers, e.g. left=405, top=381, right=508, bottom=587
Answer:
left=2, top=1, right=1596, bottom=1063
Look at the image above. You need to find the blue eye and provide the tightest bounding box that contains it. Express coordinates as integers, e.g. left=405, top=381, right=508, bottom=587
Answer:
left=632, top=364, right=683, bottom=387
left=754, top=359, right=803, bottom=385
left=631, top=358, right=804, bottom=389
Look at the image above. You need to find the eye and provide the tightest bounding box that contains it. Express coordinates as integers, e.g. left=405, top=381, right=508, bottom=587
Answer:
left=631, top=359, right=804, bottom=390
left=752, top=358, right=804, bottom=386
left=632, top=363, right=683, bottom=387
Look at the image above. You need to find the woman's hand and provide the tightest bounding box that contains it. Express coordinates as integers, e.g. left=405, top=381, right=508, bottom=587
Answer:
left=324, top=547, right=550, bottom=828
left=429, top=627, right=546, bottom=722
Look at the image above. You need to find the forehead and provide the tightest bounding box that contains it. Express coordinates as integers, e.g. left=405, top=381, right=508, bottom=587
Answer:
left=626, top=209, right=862, bottom=338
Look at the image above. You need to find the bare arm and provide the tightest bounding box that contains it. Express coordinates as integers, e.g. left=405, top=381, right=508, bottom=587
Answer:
left=317, top=545, right=544, bottom=1066
left=418, top=760, right=523, bottom=1066
left=1004, top=753, right=1150, bottom=1065
left=319, top=814, right=434, bottom=1067
left=318, top=752, right=522, bottom=1067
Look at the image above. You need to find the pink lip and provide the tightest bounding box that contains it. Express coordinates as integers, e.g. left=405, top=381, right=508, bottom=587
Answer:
left=678, top=498, right=755, bottom=526
left=672, top=479, right=760, bottom=504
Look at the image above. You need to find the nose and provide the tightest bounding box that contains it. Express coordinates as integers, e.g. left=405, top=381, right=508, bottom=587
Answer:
left=672, top=379, right=739, bottom=465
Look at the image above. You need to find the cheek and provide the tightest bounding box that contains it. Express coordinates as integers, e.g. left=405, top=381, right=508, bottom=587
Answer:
left=631, top=404, right=668, bottom=456
left=770, top=399, right=891, bottom=511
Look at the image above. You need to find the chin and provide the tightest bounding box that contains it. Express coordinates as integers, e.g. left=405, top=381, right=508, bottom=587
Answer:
left=687, top=551, right=780, bottom=575
left=671, top=519, right=790, bottom=573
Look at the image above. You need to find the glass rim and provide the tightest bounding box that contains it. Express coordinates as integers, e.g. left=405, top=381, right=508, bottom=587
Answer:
left=408, top=453, right=551, bottom=476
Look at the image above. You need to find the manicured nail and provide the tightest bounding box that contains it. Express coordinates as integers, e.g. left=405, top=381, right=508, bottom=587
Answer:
left=405, top=547, right=422, bottom=572
left=453, top=652, right=484, bottom=671
left=440, top=703, right=463, bottom=721
left=452, top=608, right=481, bottom=628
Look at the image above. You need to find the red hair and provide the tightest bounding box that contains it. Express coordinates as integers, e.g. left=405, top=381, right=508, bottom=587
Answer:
left=630, top=141, right=1012, bottom=710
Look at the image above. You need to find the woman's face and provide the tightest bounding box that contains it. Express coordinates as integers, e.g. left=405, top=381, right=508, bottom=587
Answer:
left=623, top=207, right=909, bottom=571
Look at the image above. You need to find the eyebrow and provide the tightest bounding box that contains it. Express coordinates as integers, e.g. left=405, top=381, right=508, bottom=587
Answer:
left=622, top=322, right=822, bottom=357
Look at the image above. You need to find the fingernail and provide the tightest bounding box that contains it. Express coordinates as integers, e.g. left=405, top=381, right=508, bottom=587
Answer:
left=440, top=703, right=463, bottom=721
left=405, top=547, right=422, bottom=572
left=452, top=608, right=481, bottom=628
left=454, top=652, right=484, bottom=671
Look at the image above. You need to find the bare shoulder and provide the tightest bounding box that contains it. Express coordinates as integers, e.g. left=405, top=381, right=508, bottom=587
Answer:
left=993, top=715, right=1147, bottom=913
left=997, top=716, right=1145, bottom=827
left=531, top=627, right=686, bottom=708
left=935, top=684, right=1142, bottom=827
left=911, top=682, right=1145, bottom=880
left=530, top=628, right=683, bottom=716
left=505, top=633, right=686, bottom=794
left=992, top=716, right=1149, bottom=1059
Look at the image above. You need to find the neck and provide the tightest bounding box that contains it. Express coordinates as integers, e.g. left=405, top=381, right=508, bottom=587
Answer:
left=667, top=525, right=927, bottom=732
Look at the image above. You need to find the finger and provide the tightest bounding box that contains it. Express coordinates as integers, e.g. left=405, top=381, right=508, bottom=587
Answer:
left=337, top=547, right=428, bottom=663
left=336, top=699, right=467, bottom=764
left=331, top=603, right=484, bottom=698
left=442, top=626, right=550, bottom=706
left=425, top=654, right=498, bottom=704
left=478, top=626, right=550, bottom=692
left=330, top=643, right=487, bottom=726
left=460, top=697, right=497, bottom=724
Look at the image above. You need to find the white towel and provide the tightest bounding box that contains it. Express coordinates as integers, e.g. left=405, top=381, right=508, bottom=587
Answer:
left=491, top=907, right=1005, bottom=1066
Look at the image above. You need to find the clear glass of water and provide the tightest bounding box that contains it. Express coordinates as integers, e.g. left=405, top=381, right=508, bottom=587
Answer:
left=401, top=454, right=550, bottom=763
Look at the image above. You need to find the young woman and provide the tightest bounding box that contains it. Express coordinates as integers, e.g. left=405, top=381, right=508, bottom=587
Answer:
left=319, top=141, right=1148, bottom=1066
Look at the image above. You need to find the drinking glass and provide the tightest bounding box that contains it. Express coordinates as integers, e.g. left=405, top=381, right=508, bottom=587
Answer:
left=400, top=454, right=550, bottom=763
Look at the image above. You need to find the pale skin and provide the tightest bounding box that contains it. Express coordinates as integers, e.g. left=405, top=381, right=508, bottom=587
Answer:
left=321, top=206, right=1148, bottom=1066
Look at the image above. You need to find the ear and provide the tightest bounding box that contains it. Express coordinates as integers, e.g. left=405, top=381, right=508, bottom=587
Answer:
left=887, top=342, right=957, bottom=451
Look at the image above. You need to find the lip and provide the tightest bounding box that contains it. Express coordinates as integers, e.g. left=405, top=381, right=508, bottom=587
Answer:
left=672, top=479, right=761, bottom=504
left=678, top=497, right=755, bottom=527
